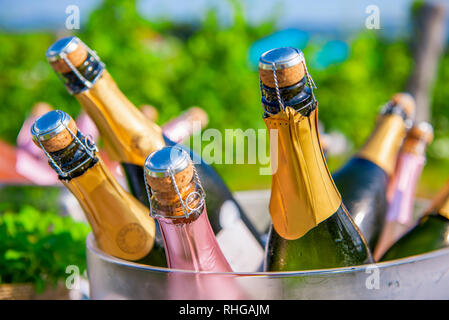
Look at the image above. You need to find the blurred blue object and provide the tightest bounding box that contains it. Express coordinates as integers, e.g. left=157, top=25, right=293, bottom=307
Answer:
left=311, top=40, right=349, bottom=69
left=248, top=28, right=308, bottom=68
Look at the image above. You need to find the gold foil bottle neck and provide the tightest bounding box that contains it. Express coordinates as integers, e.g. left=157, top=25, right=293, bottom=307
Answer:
left=357, top=114, right=407, bottom=176
left=424, top=179, right=449, bottom=220
left=265, top=107, right=342, bottom=240
left=64, top=158, right=156, bottom=260
left=75, top=71, right=165, bottom=165
left=357, top=93, right=416, bottom=175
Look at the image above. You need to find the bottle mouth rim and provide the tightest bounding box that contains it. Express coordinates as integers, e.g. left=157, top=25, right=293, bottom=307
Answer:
left=144, top=146, right=191, bottom=178
left=31, top=110, right=71, bottom=142
left=46, top=36, right=81, bottom=62
left=259, top=47, right=304, bottom=70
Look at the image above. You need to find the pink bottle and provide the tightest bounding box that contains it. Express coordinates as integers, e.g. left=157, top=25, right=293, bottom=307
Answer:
left=374, top=122, right=433, bottom=261
left=161, top=107, right=208, bottom=144
left=144, top=146, right=246, bottom=299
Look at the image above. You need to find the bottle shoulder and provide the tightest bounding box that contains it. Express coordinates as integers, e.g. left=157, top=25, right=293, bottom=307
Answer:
left=381, top=213, right=449, bottom=261
left=265, top=206, right=372, bottom=271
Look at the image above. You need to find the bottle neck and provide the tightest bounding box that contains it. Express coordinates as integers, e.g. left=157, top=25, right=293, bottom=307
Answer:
left=261, top=78, right=314, bottom=117
left=386, top=152, right=426, bottom=225
left=75, top=71, right=165, bottom=165
left=57, top=52, right=104, bottom=94
left=63, top=158, right=156, bottom=261
left=357, top=113, right=408, bottom=176
left=149, top=175, right=231, bottom=271
left=162, top=113, right=200, bottom=144
left=157, top=206, right=232, bottom=272
left=48, top=131, right=97, bottom=180
left=402, top=136, right=429, bottom=156
left=261, top=78, right=341, bottom=240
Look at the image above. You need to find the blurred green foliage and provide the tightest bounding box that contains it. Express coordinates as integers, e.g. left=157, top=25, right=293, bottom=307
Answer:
left=0, top=206, right=90, bottom=292
left=0, top=0, right=448, bottom=191
left=0, top=185, right=61, bottom=213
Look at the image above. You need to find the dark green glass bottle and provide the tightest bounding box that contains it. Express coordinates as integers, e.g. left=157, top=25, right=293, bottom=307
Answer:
left=332, top=93, right=415, bottom=251
left=266, top=206, right=372, bottom=271
left=259, top=47, right=373, bottom=271
left=381, top=183, right=449, bottom=261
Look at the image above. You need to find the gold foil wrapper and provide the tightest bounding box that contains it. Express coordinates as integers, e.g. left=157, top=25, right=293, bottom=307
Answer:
left=357, top=114, right=407, bottom=176
left=264, top=107, right=341, bottom=240
left=63, top=158, right=156, bottom=261
left=425, top=179, right=449, bottom=220
left=75, top=71, right=165, bottom=165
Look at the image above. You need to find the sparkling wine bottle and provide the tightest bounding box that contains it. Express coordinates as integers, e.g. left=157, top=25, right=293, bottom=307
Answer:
left=45, top=37, right=264, bottom=271
left=30, top=110, right=166, bottom=266
left=144, top=146, right=231, bottom=272
left=144, top=146, right=248, bottom=299
left=161, top=107, right=209, bottom=144
left=381, top=179, right=449, bottom=261
left=373, top=122, right=433, bottom=261
left=332, top=93, right=415, bottom=250
left=259, top=47, right=373, bottom=271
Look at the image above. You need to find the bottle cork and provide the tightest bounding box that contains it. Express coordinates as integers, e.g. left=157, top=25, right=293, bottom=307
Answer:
left=259, top=47, right=306, bottom=88
left=31, top=111, right=78, bottom=153
left=146, top=162, right=194, bottom=194
left=140, top=105, right=159, bottom=122
left=391, top=93, right=416, bottom=119
left=47, top=37, right=89, bottom=74
left=185, top=107, right=209, bottom=128
left=402, top=122, right=434, bottom=155
left=144, top=147, right=203, bottom=219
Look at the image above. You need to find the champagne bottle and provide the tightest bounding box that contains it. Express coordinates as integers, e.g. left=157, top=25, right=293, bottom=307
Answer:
left=141, top=105, right=208, bottom=143
left=144, top=146, right=248, bottom=299
left=381, top=180, right=449, bottom=261
left=373, top=122, right=433, bottom=261
left=30, top=110, right=166, bottom=266
left=260, top=47, right=372, bottom=271
left=45, top=37, right=264, bottom=271
left=161, top=107, right=209, bottom=144
left=144, top=146, right=231, bottom=272
left=332, top=93, right=415, bottom=250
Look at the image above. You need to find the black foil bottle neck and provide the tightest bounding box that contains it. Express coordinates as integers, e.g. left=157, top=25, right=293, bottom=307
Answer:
left=58, top=53, right=105, bottom=94
left=261, top=77, right=315, bottom=118
left=48, top=131, right=98, bottom=180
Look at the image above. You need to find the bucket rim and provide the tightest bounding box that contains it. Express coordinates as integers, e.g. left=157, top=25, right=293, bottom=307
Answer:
left=86, top=233, right=449, bottom=277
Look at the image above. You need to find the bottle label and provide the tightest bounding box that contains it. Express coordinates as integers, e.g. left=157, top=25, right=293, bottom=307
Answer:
left=116, top=223, right=148, bottom=254
left=264, top=107, right=341, bottom=240
left=357, top=114, right=406, bottom=176
left=215, top=200, right=264, bottom=272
